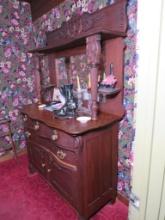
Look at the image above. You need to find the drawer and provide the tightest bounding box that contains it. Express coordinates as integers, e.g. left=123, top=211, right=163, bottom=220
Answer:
left=23, top=116, right=78, bottom=150
left=26, top=131, right=78, bottom=170
left=50, top=145, right=78, bottom=168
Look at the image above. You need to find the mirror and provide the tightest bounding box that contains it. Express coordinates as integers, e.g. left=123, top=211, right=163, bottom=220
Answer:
left=55, top=54, right=90, bottom=90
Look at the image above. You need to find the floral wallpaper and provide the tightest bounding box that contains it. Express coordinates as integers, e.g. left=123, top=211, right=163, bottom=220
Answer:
left=0, top=0, right=137, bottom=199
left=118, top=0, right=137, bottom=197
left=0, top=0, right=37, bottom=154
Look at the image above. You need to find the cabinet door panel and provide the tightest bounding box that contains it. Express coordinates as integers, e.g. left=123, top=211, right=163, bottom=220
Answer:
left=27, top=140, right=47, bottom=176
left=47, top=152, right=78, bottom=203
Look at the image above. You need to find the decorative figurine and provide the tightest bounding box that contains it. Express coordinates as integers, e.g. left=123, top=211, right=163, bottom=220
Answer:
left=54, top=84, right=77, bottom=118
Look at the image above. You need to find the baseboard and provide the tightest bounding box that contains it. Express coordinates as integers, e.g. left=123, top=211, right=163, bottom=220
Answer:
left=117, top=192, right=129, bottom=206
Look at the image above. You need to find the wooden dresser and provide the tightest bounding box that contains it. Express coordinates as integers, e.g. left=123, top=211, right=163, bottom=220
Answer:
left=22, top=104, right=120, bottom=219
left=22, top=1, right=128, bottom=219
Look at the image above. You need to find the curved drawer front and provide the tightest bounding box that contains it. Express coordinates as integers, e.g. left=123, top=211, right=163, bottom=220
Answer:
left=24, top=115, right=77, bottom=150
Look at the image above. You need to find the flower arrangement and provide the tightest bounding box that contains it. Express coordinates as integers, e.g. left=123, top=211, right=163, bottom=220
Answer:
left=99, top=63, right=117, bottom=88
left=100, top=74, right=117, bottom=88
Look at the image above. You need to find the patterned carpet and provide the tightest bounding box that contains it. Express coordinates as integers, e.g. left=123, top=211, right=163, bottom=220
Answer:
left=0, top=155, right=128, bottom=220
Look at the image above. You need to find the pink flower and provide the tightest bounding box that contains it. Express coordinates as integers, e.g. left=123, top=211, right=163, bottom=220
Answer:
left=11, top=18, right=19, bottom=26
left=13, top=98, right=19, bottom=106
left=13, top=2, right=19, bottom=9
left=101, top=75, right=117, bottom=86
left=21, top=64, right=26, bottom=70
left=2, top=31, right=7, bottom=37
left=4, top=48, right=12, bottom=58
left=2, top=67, right=9, bottom=73
left=14, top=11, right=20, bottom=19
left=5, top=61, right=12, bottom=69
left=19, top=71, right=25, bottom=76
left=2, top=125, right=9, bottom=133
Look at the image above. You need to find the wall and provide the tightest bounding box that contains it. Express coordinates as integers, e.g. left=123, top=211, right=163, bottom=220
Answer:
left=129, top=0, right=165, bottom=219
left=0, top=0, right=137, bottom=198
left=0, top=0, right=37, bottom=152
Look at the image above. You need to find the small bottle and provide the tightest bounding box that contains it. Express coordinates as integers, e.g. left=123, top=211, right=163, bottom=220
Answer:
left=110, top=63, right=114, bottom=75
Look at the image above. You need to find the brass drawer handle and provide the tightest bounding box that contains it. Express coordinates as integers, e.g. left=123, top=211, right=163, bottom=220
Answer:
left=51, top=130, right=58, bottom=141
left=57, top=150, right=66, bottom=160
left=41, top=163, right=46, bottom=168
left=47, top=168, right=51, bottom=173
left=26, top=131, right=31, bottom=138
left=34, top=122, right=40, bottom=130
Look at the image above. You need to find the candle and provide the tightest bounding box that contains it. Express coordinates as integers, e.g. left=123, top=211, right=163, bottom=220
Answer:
left=88, top=74, right=91, bottom=89
left=98, top=74, right=101, bottom=83
left=77, top=75, right=80, bottom=91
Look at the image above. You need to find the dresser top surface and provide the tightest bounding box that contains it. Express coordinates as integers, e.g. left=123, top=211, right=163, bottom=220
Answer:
left=22, top=104, right=121, bottom=135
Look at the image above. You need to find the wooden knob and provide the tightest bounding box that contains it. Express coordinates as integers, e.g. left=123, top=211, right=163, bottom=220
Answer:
left=26, top=131, right=31, bottom=138
left=41, top=163, right=46, bottom=168
left=51, top=130, right=58, bottom=141
left=34, top=122, right=39, bottom=130
left=23, top=115, right=28, bottom=121
left=51, top=134, right=58, bottom=141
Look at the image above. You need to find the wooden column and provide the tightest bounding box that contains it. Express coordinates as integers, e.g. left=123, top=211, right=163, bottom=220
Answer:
left=86, top=34, right=101, bottom=120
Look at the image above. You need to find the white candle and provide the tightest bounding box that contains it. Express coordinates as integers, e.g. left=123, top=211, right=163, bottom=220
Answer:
left=77, top=75, right=80, bottom=91
left=88, top=74, right=91, bottom=89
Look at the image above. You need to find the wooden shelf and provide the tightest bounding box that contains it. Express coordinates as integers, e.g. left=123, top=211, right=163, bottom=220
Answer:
left=98, top=87, right=121, bottom=96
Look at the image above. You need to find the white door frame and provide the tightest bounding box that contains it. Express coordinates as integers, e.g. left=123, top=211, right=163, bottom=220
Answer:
left=129, top=0, right=165, bottom=219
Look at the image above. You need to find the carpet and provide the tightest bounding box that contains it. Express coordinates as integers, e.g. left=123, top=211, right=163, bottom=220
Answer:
left=0, top=155, right=128, bottom=220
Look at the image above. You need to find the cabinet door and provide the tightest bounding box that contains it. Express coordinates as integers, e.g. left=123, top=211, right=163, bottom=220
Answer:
left=82, top=124, right=118, bottom=216
left=46, top=147, right=79, bottom=205
left=27, top=140, right=48, bottom=176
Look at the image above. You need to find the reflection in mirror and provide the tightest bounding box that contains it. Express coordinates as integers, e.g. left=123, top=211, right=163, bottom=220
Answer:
left=55, top=54, right=89, bottom=90
left=55, top=54, right=92, bottom=114
left=39, top=56, right=50, bottom=87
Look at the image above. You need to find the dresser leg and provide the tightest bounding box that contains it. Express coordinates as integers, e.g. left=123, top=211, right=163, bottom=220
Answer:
left=29, top=163, right=36, bottom=174
left=78, top=215, right=88, bottom=220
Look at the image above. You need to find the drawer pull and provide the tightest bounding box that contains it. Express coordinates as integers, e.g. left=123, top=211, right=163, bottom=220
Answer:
left=57, top=150, right=66, bottom=160
left=26, top=131, right=31, bottom=138
left=51, top=130, right=58, bottom=141
left=41, top=163, right=46, bottom=168
left=47, top=168, right=51, bottom=173
left=23, top=115, right=28, bottom=121
left=34, top=122, right=39, bottom=130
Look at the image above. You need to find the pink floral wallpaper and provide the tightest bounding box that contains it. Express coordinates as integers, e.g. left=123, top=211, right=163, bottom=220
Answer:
left=0, top=0, right=137, bottom=198
left=0, top=0, right=37, bottom=152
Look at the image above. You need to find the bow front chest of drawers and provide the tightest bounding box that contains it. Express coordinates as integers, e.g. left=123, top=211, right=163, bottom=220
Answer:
left=22, top=104, right=120, bottom=219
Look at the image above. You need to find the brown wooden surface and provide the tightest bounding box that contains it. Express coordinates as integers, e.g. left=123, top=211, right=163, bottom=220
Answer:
left=21, top=104, right=121, bottom=135
left=99, top=37, right=125, bottom=117
left=24, top=114, right=118, bottom=219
